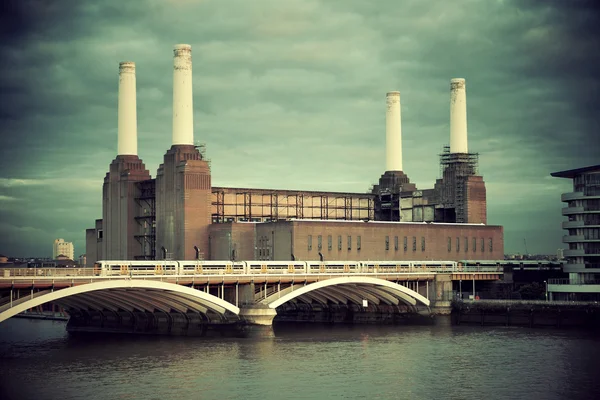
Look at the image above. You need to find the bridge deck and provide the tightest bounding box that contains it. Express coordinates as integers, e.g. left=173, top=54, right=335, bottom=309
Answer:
left=0, top=270, right=502, bottom=290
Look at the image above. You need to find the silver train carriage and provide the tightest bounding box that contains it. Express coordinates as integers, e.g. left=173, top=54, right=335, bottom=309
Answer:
left=94, top=260, right=459, bottom=276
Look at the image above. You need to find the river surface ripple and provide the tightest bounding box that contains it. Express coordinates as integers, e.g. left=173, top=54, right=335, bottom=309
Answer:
left=1, top=318, right=599, bottom=400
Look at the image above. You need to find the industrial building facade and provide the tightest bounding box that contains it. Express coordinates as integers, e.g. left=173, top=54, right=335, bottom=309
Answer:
left=86, top=45, right=502, bottom=265
left=209, top=220, right=503, bottom=262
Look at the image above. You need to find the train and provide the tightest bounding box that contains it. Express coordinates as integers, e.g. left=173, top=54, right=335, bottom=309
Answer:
left=93, top=259, right=503, bottom=276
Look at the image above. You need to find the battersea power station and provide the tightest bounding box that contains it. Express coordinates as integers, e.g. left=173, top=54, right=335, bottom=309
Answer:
left=85, top=44, right=503, bottom=266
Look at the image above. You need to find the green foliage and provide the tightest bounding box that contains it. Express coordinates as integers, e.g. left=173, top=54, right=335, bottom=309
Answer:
left=518, top=282, right=546, bottom=300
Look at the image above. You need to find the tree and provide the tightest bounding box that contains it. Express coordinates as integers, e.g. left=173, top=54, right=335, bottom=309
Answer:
left=518, top=282, right=545, bottom=300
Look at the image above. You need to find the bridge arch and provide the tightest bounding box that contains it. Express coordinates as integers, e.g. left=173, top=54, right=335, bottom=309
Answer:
left=0, top=280, right=240, bottom=323
left=263, top=277, right=430, bottom=310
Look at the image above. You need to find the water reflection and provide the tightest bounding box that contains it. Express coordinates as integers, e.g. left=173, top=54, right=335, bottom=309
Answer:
left=1, top=318, right=599, bottom=400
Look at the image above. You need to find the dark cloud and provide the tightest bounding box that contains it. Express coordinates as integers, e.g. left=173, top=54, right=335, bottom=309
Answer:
left=0, top=0, right=598, bottom=257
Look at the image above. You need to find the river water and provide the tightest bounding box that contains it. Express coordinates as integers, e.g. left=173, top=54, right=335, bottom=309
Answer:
left=1, top=318, right=599, bottom=400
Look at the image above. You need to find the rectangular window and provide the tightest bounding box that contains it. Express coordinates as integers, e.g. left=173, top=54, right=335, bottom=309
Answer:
left=489, top=238, right=493, bottom=252
left=338, top=235, right=342, bottom=251
left=328, top=235, right=332, bottom=251
left=357, top=236, right=361, bottom=250
left=465, top=237, right=468, bottom=252
left=473, top=238, right=477, bottom=253
left=394, top=236, right=399, bottom=251
left=385, top=236, right=390, bottom=251
left=456, top=237, right=460, bottom=252
left=421, top=237, right=425, bottom=252
left=481, top=238, right=485, bottom=253
left=318, top=235, right=322, bottom=251
left=404, top=236, right=408, bottom=251
left=347, top=235, right=352, bottom=250
left=308, top=235, right=312, bottom=251
left=448, top=237, right=452, bottom=252
left=412, top=236, right=417, bottom=251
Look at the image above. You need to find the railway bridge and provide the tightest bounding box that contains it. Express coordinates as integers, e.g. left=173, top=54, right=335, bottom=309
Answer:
left=0, top=263, right=502, bottom=337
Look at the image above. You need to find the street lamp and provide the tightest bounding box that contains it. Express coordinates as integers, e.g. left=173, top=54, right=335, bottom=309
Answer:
left=459, top=279, right=462, bottom=300
left=544, top=280, right=548, bottom=302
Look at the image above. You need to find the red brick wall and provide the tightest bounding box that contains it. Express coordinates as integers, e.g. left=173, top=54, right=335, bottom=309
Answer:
left=287, top=221, right=503, bottom=262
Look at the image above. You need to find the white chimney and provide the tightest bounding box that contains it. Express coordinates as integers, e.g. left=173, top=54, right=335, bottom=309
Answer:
left=386, top=91, right=402, bottom=171
left=450, top=78, right=468, bottom=153
left=172, top=44, right=194, bottom=145
left=117, top=62, right=137, bottom=155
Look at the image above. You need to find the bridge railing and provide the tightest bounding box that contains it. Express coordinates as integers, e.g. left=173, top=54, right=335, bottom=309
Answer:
left=1, top=268, right=95, bottom=278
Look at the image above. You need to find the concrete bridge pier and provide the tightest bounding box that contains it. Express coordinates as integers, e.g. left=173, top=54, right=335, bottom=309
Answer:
left=237, top=305, right=277, bottom=338
left=431, top=274, right=453, bottom=315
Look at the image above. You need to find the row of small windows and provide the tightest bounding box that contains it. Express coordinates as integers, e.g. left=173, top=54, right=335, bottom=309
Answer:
left=447, top=237, right=493, bottom=253
left=308, top=235, right=362, bottom=251
left=384, top=236, right=425, bottom=252
left=257, top=235, right=271, bottom=260
left=307, top=235, right=494, bottom=253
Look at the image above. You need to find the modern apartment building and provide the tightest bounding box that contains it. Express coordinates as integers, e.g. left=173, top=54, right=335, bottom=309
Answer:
left=53, top=238, right=74, bottom=261
left=549, top=165, right=600, bottom=300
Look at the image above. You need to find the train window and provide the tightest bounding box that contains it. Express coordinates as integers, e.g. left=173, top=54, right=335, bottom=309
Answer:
left=385, top=236, right=389, bottom=251
left=404, top=236, right=408, bottom=252
left=318, top=235, right=322, bottom=251
left=308, top=235, right=312, bottom=251
left=328, top=235, right=332, bottom=251
left=421, top=237, right=425, bottom=252
left=394, top=236, right=398, bottom=251
left=338, top=235, right=342, bottom=251
left=357, top=236, right=361, bottom=251
left=473, top=237, right=476, bottom=253
left=465, top=237, right=468, bottom=252
left=412, top=236, right=416, bottom=251
left=448, top=237, right=452, bottom=252
left=489, top=238, right=493, bottom=252
left=481, top=238, right=485, bottom=253
left=347, top=235, right=352, bottom=251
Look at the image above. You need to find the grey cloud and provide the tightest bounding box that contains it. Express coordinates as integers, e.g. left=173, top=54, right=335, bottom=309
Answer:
left=0, top=0, right=598, bottom=256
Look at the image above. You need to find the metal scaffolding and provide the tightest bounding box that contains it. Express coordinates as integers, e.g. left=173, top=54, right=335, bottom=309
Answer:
left=211, top=187, right=374, bottom=223
left=438, top=146, right=479, bottom=223
left=134, top=179, right=156, bottom=260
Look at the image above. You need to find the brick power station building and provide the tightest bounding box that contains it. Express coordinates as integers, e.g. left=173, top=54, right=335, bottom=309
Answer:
left=86, top=45, right=503, bottom=265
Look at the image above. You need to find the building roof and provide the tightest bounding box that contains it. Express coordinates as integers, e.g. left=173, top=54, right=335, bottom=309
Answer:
left=551, top=165, right=600, bottom=178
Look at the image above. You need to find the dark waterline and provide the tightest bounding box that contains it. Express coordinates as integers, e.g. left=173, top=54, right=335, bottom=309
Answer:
left=1, top=318, right=599, bottom=400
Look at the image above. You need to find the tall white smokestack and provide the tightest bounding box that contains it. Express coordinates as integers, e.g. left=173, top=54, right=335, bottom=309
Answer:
left=117, top=62, right=137, bottom=155
left=386, top=91, right=402, bottom=171
left=450, top=78, right=468, bottom=153
left=172, top=44, right=194, bottom=145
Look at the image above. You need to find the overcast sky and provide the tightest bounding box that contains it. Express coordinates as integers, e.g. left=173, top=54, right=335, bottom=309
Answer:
left=0, top=0, right=598, bottom=258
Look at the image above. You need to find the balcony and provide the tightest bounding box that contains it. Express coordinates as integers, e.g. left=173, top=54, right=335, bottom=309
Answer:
left=563, top=235, right=584, bottom=243
left=561, top=192, right=584, bottom=202
left=562, top=220, right=584, bottom=229
left=562, top=206, right=585, bottom=215
left=548, top=278, right=600, bottom=285
left=563, top=249, right=585, bottom=257
left=562, top=263, right=587, bottom=272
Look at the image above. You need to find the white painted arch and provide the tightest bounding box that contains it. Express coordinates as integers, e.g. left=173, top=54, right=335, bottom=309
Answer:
left=266, top=276, right=430, bottom=309
left=0, top=280, right=240, bottom=323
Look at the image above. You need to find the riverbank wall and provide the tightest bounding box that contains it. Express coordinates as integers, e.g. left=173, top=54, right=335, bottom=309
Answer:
left=452, top=300, right=600, bottom=328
